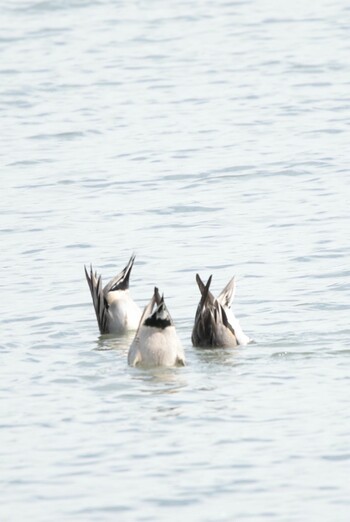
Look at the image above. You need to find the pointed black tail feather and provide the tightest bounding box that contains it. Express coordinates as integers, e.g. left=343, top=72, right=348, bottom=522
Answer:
left=84, top=265, right=110, bottom=334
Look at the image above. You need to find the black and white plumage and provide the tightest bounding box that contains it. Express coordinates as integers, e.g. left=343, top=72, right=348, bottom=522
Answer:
left=128, top=288, right=185, bottom=368
left=84, top=254, right=141, bottom=335
left=192, top=273, right=251, bottom=348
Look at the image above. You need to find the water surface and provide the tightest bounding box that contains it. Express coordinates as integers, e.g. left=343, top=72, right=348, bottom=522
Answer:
left=1, top=1, right=350, bottom=520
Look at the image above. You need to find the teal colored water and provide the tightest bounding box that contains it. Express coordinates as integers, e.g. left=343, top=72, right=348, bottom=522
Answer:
left=1, top=1, right=349, bottom=520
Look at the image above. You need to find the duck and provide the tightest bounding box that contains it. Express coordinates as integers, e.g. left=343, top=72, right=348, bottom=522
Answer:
left=192, top=273, right=251, bottom=348
left=128, top=287, right=185, bottom=368
left=84, top=254, right=141, bottom=335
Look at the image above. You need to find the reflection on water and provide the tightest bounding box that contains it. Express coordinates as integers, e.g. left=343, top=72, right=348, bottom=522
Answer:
left=151, top=405, right=183, bottom=420
left=193, top=346, right=243, bottom=367
left=94, top=331, right=135, bottom=352
left=131, top=366, right=188, bottom=395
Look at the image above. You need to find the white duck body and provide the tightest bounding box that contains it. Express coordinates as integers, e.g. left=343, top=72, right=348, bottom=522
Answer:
left=107, top=289, right=141, bottom=333
left=85, top=254, right=142, bottom=335
left=128, top=288, right=185, bottom=368
left=217, top=278, right=251, bottom=346
left=222, top=307, right=251, bottom=346
left=133, top=325, right=184, bottom=368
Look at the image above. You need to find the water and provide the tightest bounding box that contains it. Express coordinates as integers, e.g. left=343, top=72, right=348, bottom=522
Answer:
left=1, top=0, right=350, bottom=520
